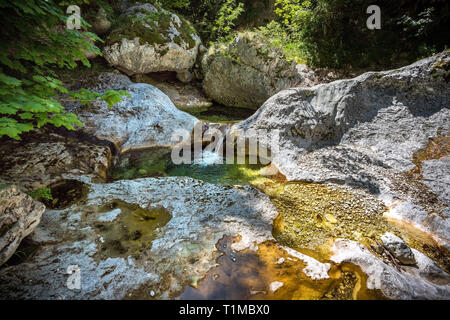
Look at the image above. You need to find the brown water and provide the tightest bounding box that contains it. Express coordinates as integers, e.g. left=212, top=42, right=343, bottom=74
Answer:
left=178, top=236, right=385, bottom=300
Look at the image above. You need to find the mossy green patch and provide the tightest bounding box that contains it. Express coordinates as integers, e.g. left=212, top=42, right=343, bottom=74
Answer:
left=28, top=187, right=53, bottom=201
left=106, top=9, right=198, bottom=50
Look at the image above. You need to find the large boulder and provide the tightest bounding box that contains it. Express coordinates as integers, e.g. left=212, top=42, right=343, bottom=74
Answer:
left=103, top=4, right=201, bottom=81
left=0, top=184, right=46, bottom=266
left=202, top=32, right=303, bottom=110
left=67, top=72, right=199, bottom=153
left=232, top=51, right=450, bottom=244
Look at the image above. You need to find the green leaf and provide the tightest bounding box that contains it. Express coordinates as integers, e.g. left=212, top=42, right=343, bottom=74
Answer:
left=0, top=73, right=22, bottom=86
left=0, top=103, right=18, bottom=115
left=19, top=112, right=34, bottom=120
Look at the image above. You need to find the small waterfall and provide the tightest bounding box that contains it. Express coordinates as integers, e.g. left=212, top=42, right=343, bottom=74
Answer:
left=193, top=150, right=223, bottom=166
left=196, top=122, right=232, bottom=165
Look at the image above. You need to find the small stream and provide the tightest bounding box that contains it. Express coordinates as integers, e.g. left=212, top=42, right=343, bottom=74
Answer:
left=10, top=116, right=447, bottom=300
left=107, top=146, right=385, bottom=300
left=109, top=147, right=267, bottom=186
left=104, top=139, right=450, bottom=300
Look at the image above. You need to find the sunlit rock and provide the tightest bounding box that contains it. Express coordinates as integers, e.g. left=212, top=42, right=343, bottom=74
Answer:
left=103, top=4, right=201, bottom=80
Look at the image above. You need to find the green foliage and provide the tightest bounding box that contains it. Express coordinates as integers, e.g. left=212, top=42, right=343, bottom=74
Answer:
left=0, top=0, right=128, bottom=140
left=105, top=0, right=449, bottom=69
left=29, top=187, right=53, bottom=201
left=272, top=0, right=450, bottom=68
left=148, top=0, right=245, bottom=43
left=212, top=0, right=245, bottom=40
left=274, top=0, right=310, bottom=29
left=257, top=20, right=307, bottom=63
left=151, top=0, right=190, bottom=10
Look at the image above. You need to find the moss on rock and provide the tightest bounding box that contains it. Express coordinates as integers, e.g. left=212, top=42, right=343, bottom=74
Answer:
left=201, top=32, right=302, bottom=109
left=106, top=6, right=198, bottom=50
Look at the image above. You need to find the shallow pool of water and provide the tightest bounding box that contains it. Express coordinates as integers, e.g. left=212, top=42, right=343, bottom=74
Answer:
left=177, top=236, right=385, bottom=300
left=109, top=147, right=269, bottom=186
left=95, top=200, right=172, bottom=259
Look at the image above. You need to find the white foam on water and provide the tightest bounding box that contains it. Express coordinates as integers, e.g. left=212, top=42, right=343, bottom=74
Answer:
left=193, top=150, right=224, bottom=166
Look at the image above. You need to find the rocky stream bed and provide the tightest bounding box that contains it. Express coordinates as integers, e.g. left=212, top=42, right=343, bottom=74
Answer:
left=0, top=4, right=449, bottom=299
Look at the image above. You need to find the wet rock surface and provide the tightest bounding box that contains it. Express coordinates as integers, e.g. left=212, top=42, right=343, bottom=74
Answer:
left=0, top=184, right=46, bottom=266
left=380, top=232, right=416, bottom=265
left=331, top=239, right=450, bottom=299
left=177, top=237, right=342, bottom=300
left=271, top=182, right=389, bottom=250
left=229, top=51, right=450, bottom=298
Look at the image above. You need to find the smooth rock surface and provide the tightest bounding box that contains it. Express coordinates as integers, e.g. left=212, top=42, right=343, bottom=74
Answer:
left=232, top=51, right=450, bottom=244
left=132, top=73, right=212, bottom=110
left=67, top=72, right=199, bottom=152
left=0, top=184, right=46, bottom=266
left=234, top=51, right=450, bottom=172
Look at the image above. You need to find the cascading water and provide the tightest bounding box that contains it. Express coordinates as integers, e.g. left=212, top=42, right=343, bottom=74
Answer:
left=193, top=150, right=224, bottom=166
